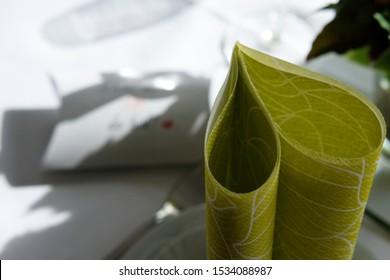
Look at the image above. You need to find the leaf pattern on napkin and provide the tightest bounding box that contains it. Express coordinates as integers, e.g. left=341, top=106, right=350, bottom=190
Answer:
left=204, top=43, right=385, bottom=259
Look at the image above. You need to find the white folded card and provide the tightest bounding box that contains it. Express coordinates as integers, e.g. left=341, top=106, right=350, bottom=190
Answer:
left=42, top=71, right=209, bottom=169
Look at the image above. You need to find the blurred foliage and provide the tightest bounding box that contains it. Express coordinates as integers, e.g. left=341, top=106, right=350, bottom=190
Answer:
left=307, top=0, right=390, bottom=77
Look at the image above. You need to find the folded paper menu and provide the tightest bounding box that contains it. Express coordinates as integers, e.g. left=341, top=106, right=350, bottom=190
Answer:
left=204, top=43, right=386, bottom=259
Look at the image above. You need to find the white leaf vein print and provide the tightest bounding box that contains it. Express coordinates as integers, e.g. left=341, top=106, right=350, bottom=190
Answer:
left=205, top=43, right=385, bottom=260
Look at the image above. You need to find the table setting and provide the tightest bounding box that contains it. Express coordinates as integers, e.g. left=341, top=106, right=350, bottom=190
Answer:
left=0, top=0, right=389, bottom=260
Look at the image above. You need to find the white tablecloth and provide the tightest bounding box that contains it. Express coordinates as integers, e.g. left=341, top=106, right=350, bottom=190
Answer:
left=1, top=0, right=389, bottom=259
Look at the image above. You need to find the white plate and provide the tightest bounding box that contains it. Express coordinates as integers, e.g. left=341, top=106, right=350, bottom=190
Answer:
left=121, top=204, right=206, bottom=260
left=121, top=204, right=375, bottom=260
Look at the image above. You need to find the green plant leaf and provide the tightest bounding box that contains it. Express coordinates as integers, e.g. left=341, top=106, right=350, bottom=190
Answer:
left=205, top=43, right=385, bottom=259
left=374, top=11, right=390, bottom=34
left=345, top=46, right=371, bottom=66
left=307, top=0, right=390, bottom=61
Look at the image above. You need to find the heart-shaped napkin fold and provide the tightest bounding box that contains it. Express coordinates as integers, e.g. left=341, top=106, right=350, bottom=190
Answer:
left=205, top=43, right=386, bottom=259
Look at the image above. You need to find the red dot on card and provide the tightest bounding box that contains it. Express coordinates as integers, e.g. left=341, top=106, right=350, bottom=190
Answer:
left=161, top=119, right=174, bottom=130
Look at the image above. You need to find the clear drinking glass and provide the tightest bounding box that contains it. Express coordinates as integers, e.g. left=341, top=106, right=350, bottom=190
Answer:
left=219, top=1, right=314, bottom=64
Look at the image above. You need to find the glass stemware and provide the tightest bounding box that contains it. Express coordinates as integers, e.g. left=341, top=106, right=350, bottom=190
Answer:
left=219, top=2, right=314, bottom=65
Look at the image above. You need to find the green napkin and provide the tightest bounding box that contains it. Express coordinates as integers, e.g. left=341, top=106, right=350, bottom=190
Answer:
left=204, top=43, right=386, bottom=260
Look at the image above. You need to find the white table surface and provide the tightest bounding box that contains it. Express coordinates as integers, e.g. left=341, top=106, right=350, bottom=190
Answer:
left=1, top=0, right=389, bottom=259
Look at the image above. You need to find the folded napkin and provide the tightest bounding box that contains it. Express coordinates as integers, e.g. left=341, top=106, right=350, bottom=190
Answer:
left=204, top=43, right=386, bottom=260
